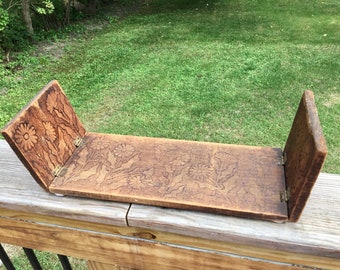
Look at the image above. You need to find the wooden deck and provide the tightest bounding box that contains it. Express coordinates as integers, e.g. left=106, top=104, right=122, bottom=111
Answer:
left=0, top=139, right=339, bottom=269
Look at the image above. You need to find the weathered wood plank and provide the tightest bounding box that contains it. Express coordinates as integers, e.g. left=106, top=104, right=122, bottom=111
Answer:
left=284, top=90, right=327, bottom=221
left=123, top=226, right=340, bottom=269
left=127, top=173, right=340, bottom=259
left=2, top=207, right=338, bottom=270
left=0, top=217, right=318, bottom=270
left=0, top=140, right=130, bottom=227
left=88, top=261, right=135, bottom=270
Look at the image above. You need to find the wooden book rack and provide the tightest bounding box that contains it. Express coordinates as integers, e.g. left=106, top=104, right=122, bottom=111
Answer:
left=2, top=81, right=327, bottom=222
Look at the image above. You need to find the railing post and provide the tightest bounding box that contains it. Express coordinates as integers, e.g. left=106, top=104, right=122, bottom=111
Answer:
left=0, top=244, right=16, bottom=270
left=23, top=248, right=43, bottom=270
left=58, top=254, right=73, bottom=270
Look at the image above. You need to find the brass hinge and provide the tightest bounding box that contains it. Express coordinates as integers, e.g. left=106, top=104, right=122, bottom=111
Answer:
left=74, top=136, right=84, bottom=147
left=278, top=152, right=287, bottom=166
left=280, top=187, right=291, bottom=202
left=52, top=137, right=82, bottom=177
left=53, top=165, right=67, bottom=177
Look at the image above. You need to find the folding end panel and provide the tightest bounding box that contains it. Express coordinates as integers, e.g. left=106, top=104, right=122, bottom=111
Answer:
left=1, top=80, right=86, bottom=190
left=284, top=91, right=327, bottom=222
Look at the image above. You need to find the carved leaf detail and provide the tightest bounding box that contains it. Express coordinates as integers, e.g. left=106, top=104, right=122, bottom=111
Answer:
left=213, top=152, right=238, bottom=190
left=169, top=154, right=190, bottom=167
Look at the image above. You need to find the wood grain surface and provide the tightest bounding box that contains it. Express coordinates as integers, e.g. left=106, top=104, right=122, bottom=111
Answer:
left=0, top=217, right=311, bottom=270
left=50, top=132, right=287, bottom=221
left=1, top=206, right=339, bottom=269
left=284, top=90, right=327, bottom=221
left=88, top=261, right=135, bottom=270
left=1, top=80, right=86, bottom=190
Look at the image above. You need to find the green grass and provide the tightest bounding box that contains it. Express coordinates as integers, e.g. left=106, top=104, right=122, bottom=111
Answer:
left=0, top=0, right=339, bottom=173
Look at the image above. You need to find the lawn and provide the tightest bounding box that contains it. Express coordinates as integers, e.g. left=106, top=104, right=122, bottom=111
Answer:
left=1, top=0, right=339, bottom=177
left=0, top=0, right=339, bottom=268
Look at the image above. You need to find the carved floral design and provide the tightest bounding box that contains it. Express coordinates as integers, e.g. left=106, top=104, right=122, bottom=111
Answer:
left=14, top=123, right=38, bottom=151
left=46, top=90, right=59, bottom=113
left=89, top=136, right=111, bottom=150
left=188, top=163, right=212, bottom=181
left=112, top=143, right=135, bottom=158
left=212, top=152, right=238, bottom=190
left=43, top=121, right=56, bottom=142
left=51, top=134, right=287, bottom=218
left=169, top=154, right=190, bottom=167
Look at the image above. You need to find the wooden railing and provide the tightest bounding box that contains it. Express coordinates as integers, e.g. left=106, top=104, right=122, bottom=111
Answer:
left=0, top=139, right=339, bottom=270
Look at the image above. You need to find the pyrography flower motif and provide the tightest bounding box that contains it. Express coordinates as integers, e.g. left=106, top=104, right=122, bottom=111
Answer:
left=43, top=121, right=56, bottom=142
left=127, top=169, right=157, bottom=189
left=46, top=90, right=59, bottom=113
left=169, top=154, right=190, bottom=167
left=112, top=143, right=135, bottom=158
left=188, top=163, right=212, bottom=181
left=90, top=137, right=111, bottom=150
left=14, top=123, right=38, bottom=151
left=127, top=174, right=143, bottom=189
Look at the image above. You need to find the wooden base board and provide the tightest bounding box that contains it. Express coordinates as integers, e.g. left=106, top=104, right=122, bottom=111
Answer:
left=50, top=132, right=288, bottom=221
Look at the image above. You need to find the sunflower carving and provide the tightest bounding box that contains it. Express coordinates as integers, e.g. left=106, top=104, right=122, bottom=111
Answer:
left=14, top=123, right=38, bottom=151
left=188, top=163, right=212, bottom=181
left=112, top=143, right=136, bottom=159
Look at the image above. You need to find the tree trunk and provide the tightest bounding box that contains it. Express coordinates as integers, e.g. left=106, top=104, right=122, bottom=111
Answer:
left=63, top=0, right=72, bottom=26
left=21, top=0, right=34, bottom=35
left=86, top=0, right=98, bottom=14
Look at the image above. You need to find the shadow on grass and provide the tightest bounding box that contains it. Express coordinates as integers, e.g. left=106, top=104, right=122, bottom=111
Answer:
left=139, top=0, right=220, bottom=14
left=118, top=0, right=339, bottom=45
